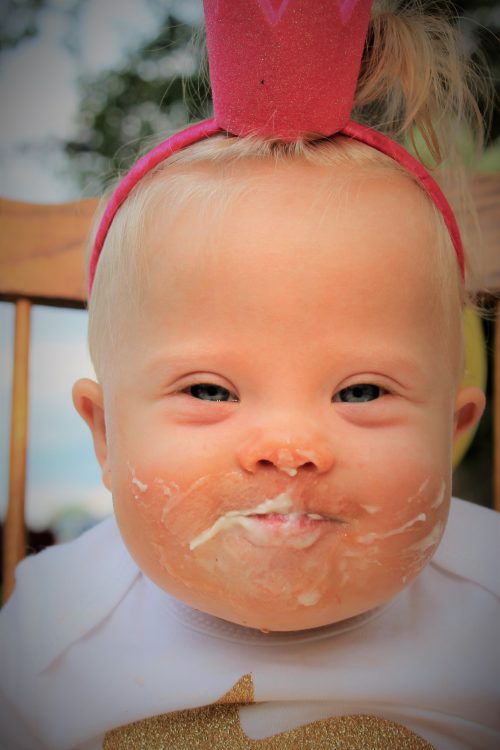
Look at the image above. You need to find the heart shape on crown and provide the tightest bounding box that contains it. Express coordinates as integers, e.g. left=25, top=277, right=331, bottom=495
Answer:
left=256, top=0, right=365, bottom=26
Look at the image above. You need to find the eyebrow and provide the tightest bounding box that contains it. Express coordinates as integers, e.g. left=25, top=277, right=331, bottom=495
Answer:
left=336, top=351, right=429, bottom=389
left=145, top=346, right=239, bottom=378
left=145, top=346, right=427, bottom=386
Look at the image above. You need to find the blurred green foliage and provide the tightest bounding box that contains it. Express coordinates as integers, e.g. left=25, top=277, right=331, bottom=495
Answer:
left=66, top=12, right=211, bottom=191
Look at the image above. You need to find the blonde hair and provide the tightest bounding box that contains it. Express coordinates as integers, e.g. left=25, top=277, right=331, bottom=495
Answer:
left=87, top=0, right=489, bottom=381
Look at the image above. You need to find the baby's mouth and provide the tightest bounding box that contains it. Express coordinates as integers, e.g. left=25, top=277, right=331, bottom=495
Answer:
left=189, top=493, right=344, bottom=551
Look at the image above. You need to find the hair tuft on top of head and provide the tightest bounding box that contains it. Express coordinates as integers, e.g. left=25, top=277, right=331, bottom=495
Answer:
left=354, top=0, right=488, bottom=166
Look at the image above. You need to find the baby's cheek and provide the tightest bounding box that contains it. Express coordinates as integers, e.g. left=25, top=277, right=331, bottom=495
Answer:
left=113, top=467, right=256, bottom=590
left=111, top=469, right=178, bottom=574
left=353, top=426, right=450, bottom=522
left=341, top=418, right=450, bottom=549
left=353, top=476, right=450, bottom=589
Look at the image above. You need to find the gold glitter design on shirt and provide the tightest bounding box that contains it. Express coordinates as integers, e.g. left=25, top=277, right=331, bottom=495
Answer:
left=216, top=673, right=254, bottom=704
left=103, top=674, right=435, bottom=749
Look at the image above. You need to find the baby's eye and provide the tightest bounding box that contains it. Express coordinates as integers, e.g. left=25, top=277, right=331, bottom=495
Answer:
left=334, top=384, right=384, bottom=403
left=184, top=383, right=238, bottom=402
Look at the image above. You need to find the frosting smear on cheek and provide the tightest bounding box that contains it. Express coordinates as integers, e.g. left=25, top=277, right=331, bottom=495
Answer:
left=356, top=513, right=427, bottom=545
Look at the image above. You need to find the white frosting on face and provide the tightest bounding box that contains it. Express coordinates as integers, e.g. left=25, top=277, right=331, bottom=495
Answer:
left=155, top=478, right=180, bottom=498
left=273, top=448, right=321, bottom=477
left=297, top=589, right=321, bottom=607
left=188, top=492, right=333, bottom=551
left=407, top=477, right=430, bottom=503
left=240, top=517, right=325, bottom=550
left=360, top=505, right=380, bottom=514
left=356, top=513, right=427, bottom=545
left=408, top=520, right=444, bottom=554
left=128, top=465, right=149, bottom=501
left=430, top=480, right=446, bottom=509
left=189, top=493, right=294, bottom=549
left=131, top=477, right=148, bottom=492
left=275, top=449, right=299, bottom=476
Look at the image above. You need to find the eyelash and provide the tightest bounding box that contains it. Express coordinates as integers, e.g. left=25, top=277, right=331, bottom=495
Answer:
left=182, top=382, right=388, bottom=404
left=182, top=383, right=239, bottom=402
left=333, top=384, right=387, bottom=404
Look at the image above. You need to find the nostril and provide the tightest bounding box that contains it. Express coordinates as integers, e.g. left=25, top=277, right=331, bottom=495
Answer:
left=256, top=458, right=317, bottom=472
left=257, top=459, right=274, bottom=469
left=238, top=443, right=334, bottom=475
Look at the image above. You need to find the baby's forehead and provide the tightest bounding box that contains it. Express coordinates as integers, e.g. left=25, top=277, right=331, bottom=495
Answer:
left=110, top=149, right=456, bottom=314
left=139, top=156, right=459, bottom=342
left=143, top=156, right=435, bottom=263
left=141, top=163, right=440, bottom=309
left=142, top=154, right=433, bottom=252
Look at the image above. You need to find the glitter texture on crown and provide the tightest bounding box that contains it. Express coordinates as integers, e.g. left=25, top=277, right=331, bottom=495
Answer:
left=204, top=0, right=373, bottom=139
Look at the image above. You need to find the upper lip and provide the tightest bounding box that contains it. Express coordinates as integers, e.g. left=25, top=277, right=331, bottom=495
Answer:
left=225, top=493, right=344, bottom=521
left=224, top=486, right=351, bottom=523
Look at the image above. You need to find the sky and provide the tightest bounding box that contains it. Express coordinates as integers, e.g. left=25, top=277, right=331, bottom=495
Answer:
left=0, top=0, right=203, bottom=536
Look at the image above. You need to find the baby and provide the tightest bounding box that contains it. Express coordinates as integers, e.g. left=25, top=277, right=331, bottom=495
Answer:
left=1, top=1, right=499, bottom=749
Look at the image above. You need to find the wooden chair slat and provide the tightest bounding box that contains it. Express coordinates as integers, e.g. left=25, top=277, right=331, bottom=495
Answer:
left=3, top=299, right=31, bottom=601
left=0, top=197, right=98, bottom=306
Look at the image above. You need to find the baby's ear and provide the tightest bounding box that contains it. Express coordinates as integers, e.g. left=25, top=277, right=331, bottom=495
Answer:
left=453, top=386, right=486, bottom=443
left=72, top=378, right=111, bottom=491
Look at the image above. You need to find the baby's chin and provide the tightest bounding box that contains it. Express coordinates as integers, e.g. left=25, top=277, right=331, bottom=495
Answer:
left=146, top=563, right=405, bottom=632
left=140, top=533, right=421, bottom=632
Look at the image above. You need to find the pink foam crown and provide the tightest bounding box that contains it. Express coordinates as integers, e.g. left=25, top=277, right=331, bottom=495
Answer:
left=88, top=0, right=464, bottom=293
left=205, top=0, right=373, bottom=139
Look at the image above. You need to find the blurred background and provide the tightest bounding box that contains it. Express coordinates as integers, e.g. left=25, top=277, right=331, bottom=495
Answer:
left=0, top=0, right=499, bottom=556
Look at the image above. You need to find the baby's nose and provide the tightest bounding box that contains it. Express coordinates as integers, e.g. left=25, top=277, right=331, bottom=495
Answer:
left=237, top=429, right=335, bottom=476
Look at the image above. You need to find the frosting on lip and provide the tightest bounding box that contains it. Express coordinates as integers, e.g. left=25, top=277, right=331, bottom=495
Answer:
left=189, top=492, right=339, bottom=551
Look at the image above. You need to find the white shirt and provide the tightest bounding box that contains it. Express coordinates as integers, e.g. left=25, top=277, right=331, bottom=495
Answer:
left=0, top=497, right=499, bottom=750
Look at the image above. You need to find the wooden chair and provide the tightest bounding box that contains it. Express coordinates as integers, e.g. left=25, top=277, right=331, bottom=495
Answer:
left=1, top=176, right=499, bottom=602
left=1, top=198, right=96, bottom=600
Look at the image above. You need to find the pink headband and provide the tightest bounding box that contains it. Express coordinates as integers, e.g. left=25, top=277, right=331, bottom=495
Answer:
left=89, top=0, right=464, bottom=294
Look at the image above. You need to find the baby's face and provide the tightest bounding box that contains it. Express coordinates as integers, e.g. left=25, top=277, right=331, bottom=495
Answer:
left=88, top=160, right=477, bottom=631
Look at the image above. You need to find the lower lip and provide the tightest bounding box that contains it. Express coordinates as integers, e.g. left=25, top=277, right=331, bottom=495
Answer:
left=237, top=512, right=339, bottom=549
